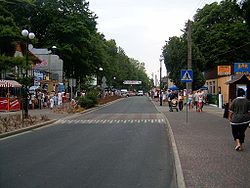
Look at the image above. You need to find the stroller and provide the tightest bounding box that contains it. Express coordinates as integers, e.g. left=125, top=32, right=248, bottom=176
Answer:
left=170, top=98, right=178, bottom=112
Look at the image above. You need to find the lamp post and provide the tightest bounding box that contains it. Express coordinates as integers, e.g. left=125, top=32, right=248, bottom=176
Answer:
left=51, top=46, right=57, bottom=54
left=159, top=55, right=163, bottom=106
left=21, top=29, right=35, bottom=118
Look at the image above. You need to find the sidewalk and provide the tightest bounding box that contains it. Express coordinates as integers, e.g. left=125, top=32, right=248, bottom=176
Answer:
left=154, top=100, right=250, bottom=188
left=0, top=108, right=71, bottom=120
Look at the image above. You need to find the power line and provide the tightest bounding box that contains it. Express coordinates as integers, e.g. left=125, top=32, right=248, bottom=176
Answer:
left=188, top=0, right=220, bottom=20
left=188, top=0, right=208, bottom=20
left=209, top=42, right=250, bottom=60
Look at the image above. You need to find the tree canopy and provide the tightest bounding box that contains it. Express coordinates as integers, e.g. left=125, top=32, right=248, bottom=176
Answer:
left=0, top=0, right=152, bottom=91
left=162, top=0, right=250, bottom=90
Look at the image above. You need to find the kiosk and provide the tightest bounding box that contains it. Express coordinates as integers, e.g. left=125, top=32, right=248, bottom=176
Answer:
left=0, top=80, right=22, bottom=111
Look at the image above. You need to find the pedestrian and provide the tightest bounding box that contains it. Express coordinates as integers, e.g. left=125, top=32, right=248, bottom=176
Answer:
left=178, top=92, right=184, bottom=111
left=193, top=90, right=199, bottom=111
left=197, top=91, right=204, bottom=112
left=50, top=96, right=54, bottom=110
left=168, top=91, right=175, bottom=112
left=228, top=88, right=250, bottom=151
left=187, top=91, right=193, bottom=110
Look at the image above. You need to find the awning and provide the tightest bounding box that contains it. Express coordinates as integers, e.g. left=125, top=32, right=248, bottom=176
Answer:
left=0, top=80, right=22, bottom=88
left=168, top=85, right=179, bottom=91
left=29, top=86, right=41, bottom=91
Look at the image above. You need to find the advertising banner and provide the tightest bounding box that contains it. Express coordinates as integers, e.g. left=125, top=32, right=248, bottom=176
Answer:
left=218, top=65, right=231, bottom=76
left=234, top=63, right=250, bottom=75
left=0, top=98, right=8, bottom=111
left=9, top=98, right=20, bottom=111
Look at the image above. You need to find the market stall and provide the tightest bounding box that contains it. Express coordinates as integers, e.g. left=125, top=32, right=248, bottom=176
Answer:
left=0, top=80, right=22, bottom=111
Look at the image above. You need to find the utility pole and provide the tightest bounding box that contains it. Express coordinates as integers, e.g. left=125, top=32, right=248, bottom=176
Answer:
left=187, top=20, right=192, bottom=75
left=159, top=56, right=163, bottom=106
left=186, top=20, right=192, bottom=123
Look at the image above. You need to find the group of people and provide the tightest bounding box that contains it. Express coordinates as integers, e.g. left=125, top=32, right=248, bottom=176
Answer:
left=151, top=87, right=250, bottom=152
left=28, top=91, right=69, bottom=110
left=165, top=89, right=207, bottom=112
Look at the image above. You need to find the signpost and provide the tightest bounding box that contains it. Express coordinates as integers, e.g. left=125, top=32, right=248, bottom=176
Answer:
left=181, top=69, right=193, bottom=83
left=181, top=69, right=193, bottom=124
left=123, top=80, right=142, bottom=85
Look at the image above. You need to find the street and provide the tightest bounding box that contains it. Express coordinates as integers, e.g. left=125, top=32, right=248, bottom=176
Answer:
left=0, top=96, right=176, bottom=188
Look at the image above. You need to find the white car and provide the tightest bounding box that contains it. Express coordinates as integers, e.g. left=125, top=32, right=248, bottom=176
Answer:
left=137, top=90, right=143, bottom=96
left=121, top=89, right=128, bottom=97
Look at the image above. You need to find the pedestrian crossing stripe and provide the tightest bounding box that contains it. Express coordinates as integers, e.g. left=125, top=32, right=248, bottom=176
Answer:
left=56, top=119, right=165, bottom=125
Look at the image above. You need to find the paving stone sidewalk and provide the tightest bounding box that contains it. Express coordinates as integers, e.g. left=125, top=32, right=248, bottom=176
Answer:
left=154, top=101, right=250, bottom=188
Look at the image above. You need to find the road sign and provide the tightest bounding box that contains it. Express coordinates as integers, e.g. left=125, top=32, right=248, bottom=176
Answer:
left=123, top=80, right=142, bottom=85
left=181, top=69, right=193, bottom=83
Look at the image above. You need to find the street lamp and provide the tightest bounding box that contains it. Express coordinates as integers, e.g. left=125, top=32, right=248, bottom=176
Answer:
left=21, top=29, right=35, bottom=118
left=159, top=55, right=164, bottom=106
left=51, top=45, right=57, bottom=54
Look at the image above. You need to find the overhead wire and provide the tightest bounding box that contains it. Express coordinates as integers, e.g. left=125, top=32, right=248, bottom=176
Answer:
left=209, top=42, right=250, bottom=60
left=188, top=0, right=210, bottom=20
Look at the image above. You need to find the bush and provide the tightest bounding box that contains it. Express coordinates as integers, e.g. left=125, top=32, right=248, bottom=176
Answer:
left=207, top=94, right=218, bottom=105
left=78, top=91, right=98, bottom=109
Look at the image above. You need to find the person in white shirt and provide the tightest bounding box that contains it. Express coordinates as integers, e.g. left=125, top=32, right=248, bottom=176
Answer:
left=50, top=96, right=54, bottom=110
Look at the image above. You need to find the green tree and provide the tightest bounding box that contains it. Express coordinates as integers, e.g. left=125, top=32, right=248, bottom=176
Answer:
left=162, top=35, right=205, bottom=90
left=240, top=0, right=250, bottom=28
left=0, top=0, right=151, bottom=91
left=29, top=0, right=100, bottom=80
left=192, top=0, right=250, bottom=70
left=0, top=3, right=26, bottom=76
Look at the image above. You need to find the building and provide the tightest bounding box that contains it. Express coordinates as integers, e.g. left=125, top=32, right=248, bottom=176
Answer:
left=30, top=46, right=64, bottom=92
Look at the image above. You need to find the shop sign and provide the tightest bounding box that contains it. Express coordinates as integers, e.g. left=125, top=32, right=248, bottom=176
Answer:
left=218, top=65, right=231, bottom=76
left=0, top=98, right=8, bottom=111
left=9, top=98, right=20, bottom=111
left=234, top=63, right=250, bottom=75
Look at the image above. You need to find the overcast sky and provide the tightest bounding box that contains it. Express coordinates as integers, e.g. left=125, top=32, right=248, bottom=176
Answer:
left=89, top=0, right=220, bottom=79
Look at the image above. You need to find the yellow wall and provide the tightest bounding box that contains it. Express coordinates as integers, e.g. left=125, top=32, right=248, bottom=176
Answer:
left=205, top=79, right=218, bottom=94
left=206, top=76, right=231, bottom=104
left=218, top=76, right=231, bottom=104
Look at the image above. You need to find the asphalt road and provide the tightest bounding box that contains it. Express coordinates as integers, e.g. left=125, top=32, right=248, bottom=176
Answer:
left=0, top=96, right=176, bottom=188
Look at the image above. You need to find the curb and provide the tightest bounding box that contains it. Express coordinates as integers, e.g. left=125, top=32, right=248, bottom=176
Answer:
left=163, top=115, right=186, bottom=188
left=0, top=119, right=57, bottom=139
left=151, top=99, right=186, bottom=188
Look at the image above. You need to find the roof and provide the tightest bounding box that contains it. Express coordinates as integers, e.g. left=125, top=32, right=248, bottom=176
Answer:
left=0, top=80, right=22, bottom=88
left=225, top=74, right=250, bottom=85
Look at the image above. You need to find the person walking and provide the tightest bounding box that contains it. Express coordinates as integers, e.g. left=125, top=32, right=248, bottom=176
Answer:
left=193, top=90, right=199, bottom=111
left=197, top=90, right=204, bottom=112
left=228, top=88, right=250, bottom=151
left=178, top=92, right=184, bottom=111
left=49, top=96, right=54, bottom=110
left=187, top=91, right=193, bottom=110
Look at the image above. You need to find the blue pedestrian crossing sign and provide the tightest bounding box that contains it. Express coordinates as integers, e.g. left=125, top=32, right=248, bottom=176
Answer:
left=181, top=69, right=193, bottom=83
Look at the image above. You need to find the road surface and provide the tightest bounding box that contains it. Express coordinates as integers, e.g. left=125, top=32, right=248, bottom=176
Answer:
left=0, top=96, right=176, bottom=188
